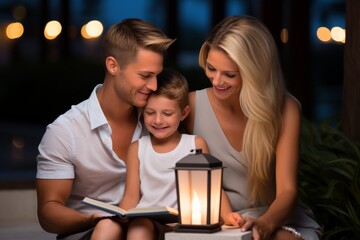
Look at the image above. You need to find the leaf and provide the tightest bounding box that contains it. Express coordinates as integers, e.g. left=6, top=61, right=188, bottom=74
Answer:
left=299, top=116, right=360, bottom=240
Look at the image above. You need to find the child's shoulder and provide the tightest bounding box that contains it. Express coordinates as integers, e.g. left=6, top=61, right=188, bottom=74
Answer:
left=138, top=134, right=151, bottom=141
left=181, top=133, right=199, bottom=139
left=192, top=135, right=209, bottom=153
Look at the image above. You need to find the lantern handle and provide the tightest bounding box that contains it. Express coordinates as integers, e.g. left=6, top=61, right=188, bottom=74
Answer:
left=190, top=149, right=202, bottom=154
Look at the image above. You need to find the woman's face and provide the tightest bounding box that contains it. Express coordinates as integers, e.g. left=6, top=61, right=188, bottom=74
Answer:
left=205, top=48, right=242, bottom=101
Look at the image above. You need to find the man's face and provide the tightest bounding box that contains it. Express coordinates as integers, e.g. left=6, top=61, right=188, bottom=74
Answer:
left=115, top=48, right=164, bottom=107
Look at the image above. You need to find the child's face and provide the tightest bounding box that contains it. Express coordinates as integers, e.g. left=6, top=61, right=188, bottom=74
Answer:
left=144, top=95, right=183, bottom=140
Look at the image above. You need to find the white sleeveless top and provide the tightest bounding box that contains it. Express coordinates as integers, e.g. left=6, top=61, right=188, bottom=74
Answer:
left=136, top=134, right=196, bottom=209
left=193, top=88, right=248, bottom=211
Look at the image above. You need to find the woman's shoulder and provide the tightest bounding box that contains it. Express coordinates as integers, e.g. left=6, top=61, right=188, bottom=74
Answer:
left=282, top=93, right=301, bottom=123
left=189, top=87, right=211, bottom=95
left=285, top=92, right=302, bottom=110
left=189, top=88, right=212, bottom=102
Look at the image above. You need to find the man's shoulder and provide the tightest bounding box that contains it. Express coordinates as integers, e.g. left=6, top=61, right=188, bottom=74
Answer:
left=45, top=99, right=91, bottom=137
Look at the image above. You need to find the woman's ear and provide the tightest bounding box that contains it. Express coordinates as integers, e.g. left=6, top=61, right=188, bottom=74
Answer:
left=180, top=105, right=191, bottom=121
left=105, top=56, right=118, bottom=75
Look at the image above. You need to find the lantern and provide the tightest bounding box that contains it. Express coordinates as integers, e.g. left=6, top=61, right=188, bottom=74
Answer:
left=174, top=149, right=224, bottom=233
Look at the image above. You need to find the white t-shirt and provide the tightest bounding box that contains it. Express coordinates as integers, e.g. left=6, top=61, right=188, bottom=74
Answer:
left=36, top=84, right=144, bottom=215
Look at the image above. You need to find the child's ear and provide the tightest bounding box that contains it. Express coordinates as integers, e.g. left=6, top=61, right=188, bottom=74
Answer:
left=180, top=105, right=190, bottom=121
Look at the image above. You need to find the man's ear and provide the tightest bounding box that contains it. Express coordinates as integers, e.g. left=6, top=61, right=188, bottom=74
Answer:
left=180, top=105, right=191, bottom=121
left=105, top=56, right=118, bottom=75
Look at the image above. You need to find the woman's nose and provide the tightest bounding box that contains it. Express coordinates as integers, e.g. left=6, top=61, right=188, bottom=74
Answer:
left=211, top=72, right=222, bottom=85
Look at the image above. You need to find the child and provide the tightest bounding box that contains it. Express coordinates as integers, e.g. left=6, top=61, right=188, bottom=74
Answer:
left=92, top=68, right=209, bottom=240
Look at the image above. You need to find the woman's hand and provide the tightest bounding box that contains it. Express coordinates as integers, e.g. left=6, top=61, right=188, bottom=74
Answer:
left=238, top=216, right=275, bottom=240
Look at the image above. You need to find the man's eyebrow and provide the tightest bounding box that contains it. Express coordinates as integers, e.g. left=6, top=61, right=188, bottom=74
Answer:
left=138, top=71, right=156, bottom=75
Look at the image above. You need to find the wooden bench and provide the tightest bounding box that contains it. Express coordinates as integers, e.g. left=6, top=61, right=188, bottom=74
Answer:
left=165, top=225, right=251, bottom=240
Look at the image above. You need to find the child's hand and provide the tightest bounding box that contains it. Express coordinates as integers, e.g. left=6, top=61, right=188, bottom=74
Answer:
left=223, top=212, right=242, bottom=227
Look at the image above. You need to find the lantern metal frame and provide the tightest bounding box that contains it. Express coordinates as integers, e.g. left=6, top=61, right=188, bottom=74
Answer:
left=174, top=149, right=224, bottom=233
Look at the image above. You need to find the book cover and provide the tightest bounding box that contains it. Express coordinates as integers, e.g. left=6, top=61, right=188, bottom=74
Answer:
left=81, top=197, right=179, bottom=223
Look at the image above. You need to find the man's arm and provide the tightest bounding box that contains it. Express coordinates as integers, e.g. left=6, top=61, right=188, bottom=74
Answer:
left=36, top=178, right=97, bottom=235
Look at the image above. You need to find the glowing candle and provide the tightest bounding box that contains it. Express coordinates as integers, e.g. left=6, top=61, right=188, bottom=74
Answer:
left=191, top=191, right=201, bottom=224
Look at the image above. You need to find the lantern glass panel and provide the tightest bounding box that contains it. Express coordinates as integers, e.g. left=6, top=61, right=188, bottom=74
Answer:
left=177, top=169, right=208, bottom=225
left=210, top=168, right=222, bottom=224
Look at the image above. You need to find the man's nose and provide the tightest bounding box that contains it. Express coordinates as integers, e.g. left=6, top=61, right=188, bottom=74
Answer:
left=147, top=77, right=157, bottom=91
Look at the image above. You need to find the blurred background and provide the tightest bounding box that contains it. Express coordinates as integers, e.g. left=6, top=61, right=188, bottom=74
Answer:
left=0, top=0, right=344, bottom=188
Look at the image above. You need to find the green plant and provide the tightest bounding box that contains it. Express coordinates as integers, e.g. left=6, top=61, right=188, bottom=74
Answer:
left=299, top=116, right=360, bottom=240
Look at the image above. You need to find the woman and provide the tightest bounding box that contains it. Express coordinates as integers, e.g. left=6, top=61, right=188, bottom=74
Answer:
left=184, top=15, right=323, bottom=240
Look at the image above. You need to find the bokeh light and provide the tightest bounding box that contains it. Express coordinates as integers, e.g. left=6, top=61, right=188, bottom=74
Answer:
left=316, top=26, right=345, bottom=43
left=317, top=27, right=331, bottom=42
left=280, top=28, right=288, bottom=44
left=6, top=22, right=24, bottom=39
left=44, top=20, right=62, bottom=40
left=84, top=20, right=103, bottom=39
left=331, top=26, right=346, bottom=43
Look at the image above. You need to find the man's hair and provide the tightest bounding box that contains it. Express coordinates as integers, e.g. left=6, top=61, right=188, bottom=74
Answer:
left=102, top=18, right=175, bottom=67
left=153, top=68, right=189, bottom=110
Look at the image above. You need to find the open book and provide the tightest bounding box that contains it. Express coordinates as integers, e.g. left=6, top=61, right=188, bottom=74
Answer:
left=81, top=197, right=179, bottom=223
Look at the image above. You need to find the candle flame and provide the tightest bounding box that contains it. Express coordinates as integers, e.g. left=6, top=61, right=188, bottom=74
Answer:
left=192, top=191, right=200, bottom=212
left=191, top=190, right=201, bottom=224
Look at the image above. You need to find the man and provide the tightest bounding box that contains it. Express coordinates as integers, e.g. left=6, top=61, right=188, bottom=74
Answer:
left=36, top=18, right=175, bottom=239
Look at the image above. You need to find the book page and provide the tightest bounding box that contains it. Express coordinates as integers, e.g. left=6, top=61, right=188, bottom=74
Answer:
left=127, top=206, right=178, bottom=215
left=82, top=197, right=126, bottom=216
left=82, top=197, right=179, bottom=223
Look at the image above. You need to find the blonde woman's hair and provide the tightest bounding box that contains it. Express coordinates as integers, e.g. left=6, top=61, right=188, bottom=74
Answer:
left=199, top=15, right=285, bottom=206
left=102, top=18, right=175, bottom=67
